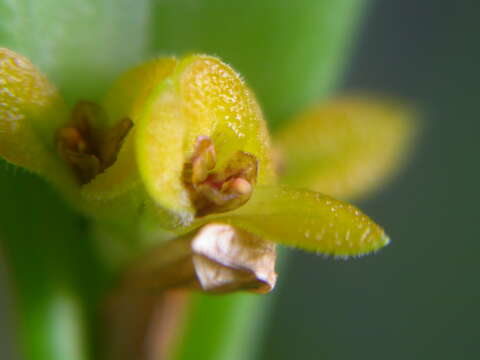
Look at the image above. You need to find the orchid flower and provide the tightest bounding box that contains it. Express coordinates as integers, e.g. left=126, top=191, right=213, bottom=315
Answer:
left=0, top=47, right=413, bottom=359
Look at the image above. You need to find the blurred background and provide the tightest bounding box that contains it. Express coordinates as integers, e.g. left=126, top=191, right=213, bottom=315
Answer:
left=262, top=1, right=480, bottom=359
left=1, top=0, right=479, bottom=359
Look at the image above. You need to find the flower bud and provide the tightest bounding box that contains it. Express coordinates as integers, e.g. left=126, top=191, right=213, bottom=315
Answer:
left=0, top=48, right=71, bottom=185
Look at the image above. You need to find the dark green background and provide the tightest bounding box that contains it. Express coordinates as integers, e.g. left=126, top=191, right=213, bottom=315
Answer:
left=262, top=1, right=480, bottom=359
left=1, top=0, right=479, bottom=359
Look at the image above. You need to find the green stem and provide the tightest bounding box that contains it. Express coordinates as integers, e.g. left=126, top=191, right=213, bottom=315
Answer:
left=172, top=293, right=271, bottom=360
left=0, top=162, right=99, bottom=360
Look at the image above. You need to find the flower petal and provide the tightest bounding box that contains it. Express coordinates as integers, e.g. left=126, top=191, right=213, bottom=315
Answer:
left=136, top=55, right=275, bottom=222
left=79, top=59, right=178, bottom=223
left=0, top=48, right=71, bottom=183
left=102, top=58, right=178, bottom=127
left=275, top=96, right=416, bottom=200
left=206, top=186, right=389, bottom=257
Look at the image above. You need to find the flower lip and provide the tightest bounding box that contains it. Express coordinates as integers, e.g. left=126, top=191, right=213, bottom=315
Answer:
left=183, top=136, right=258, bottom=217
left=134, top=54, right=275, bottom=221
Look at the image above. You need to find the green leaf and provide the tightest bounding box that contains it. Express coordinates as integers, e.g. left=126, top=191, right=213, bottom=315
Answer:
left=0, top=0, right=151, bottom=102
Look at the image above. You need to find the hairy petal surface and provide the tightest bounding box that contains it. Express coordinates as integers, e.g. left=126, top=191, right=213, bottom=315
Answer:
left=207, top=186, right=389, bottom=257
left=136, top=55, right=275, bottom=223
left=0, top=48, right=72, bottom=185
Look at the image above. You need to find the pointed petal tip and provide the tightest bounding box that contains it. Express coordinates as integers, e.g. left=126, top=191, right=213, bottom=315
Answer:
left=353, top=231, right=390, bottom=258
left=381, top=233, right=391, bottom=247
left=330, top=232, right=390, bottom=260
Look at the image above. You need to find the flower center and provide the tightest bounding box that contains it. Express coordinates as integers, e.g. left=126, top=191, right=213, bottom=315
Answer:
left=183, top=136, right=257, bottom=216
left=57, top=101, right=133, bottom=184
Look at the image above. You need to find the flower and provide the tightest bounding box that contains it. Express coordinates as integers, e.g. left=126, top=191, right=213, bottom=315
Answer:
left=0, top=48, right=412, bottom=294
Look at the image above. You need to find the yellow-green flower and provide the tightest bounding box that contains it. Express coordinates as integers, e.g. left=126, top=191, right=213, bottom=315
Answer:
left=0, top=47, right=414, bottom=293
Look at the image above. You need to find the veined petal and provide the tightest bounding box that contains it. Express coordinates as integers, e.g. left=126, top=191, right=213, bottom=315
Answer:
left=136, top=55, right=275, bottom=223
left=0, top=48, right=71, bottom=183
left=205, top=186, right=389, bottom=257
left=275, top=96, right=416, bottom=200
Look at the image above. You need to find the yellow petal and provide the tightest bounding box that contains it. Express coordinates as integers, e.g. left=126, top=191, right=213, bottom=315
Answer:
left=136, top=55, right=275, bottom=223
left=275, top=96, right=416, bottom=200
left=79, top=59, right=177, bottom=223
left=102, top=58, right=178, bottom=127
left=206, top=186, right=389, bottom=257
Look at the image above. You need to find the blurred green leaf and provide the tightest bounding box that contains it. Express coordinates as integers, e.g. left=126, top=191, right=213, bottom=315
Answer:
left=151, top=0, right=366, bottom=128
left=0, top=0, right=151, bottom=102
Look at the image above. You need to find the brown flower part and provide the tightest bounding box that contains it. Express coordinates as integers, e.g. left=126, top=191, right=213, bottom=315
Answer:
left=183, top=136, right=258, bottom=216
left=57, top=101, right=133, bottom=183
left=122, top=223, right=277, bottom=295
left=106, top=223, right=276, bottom=360
left=191, top=223, right=277, bottom=294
